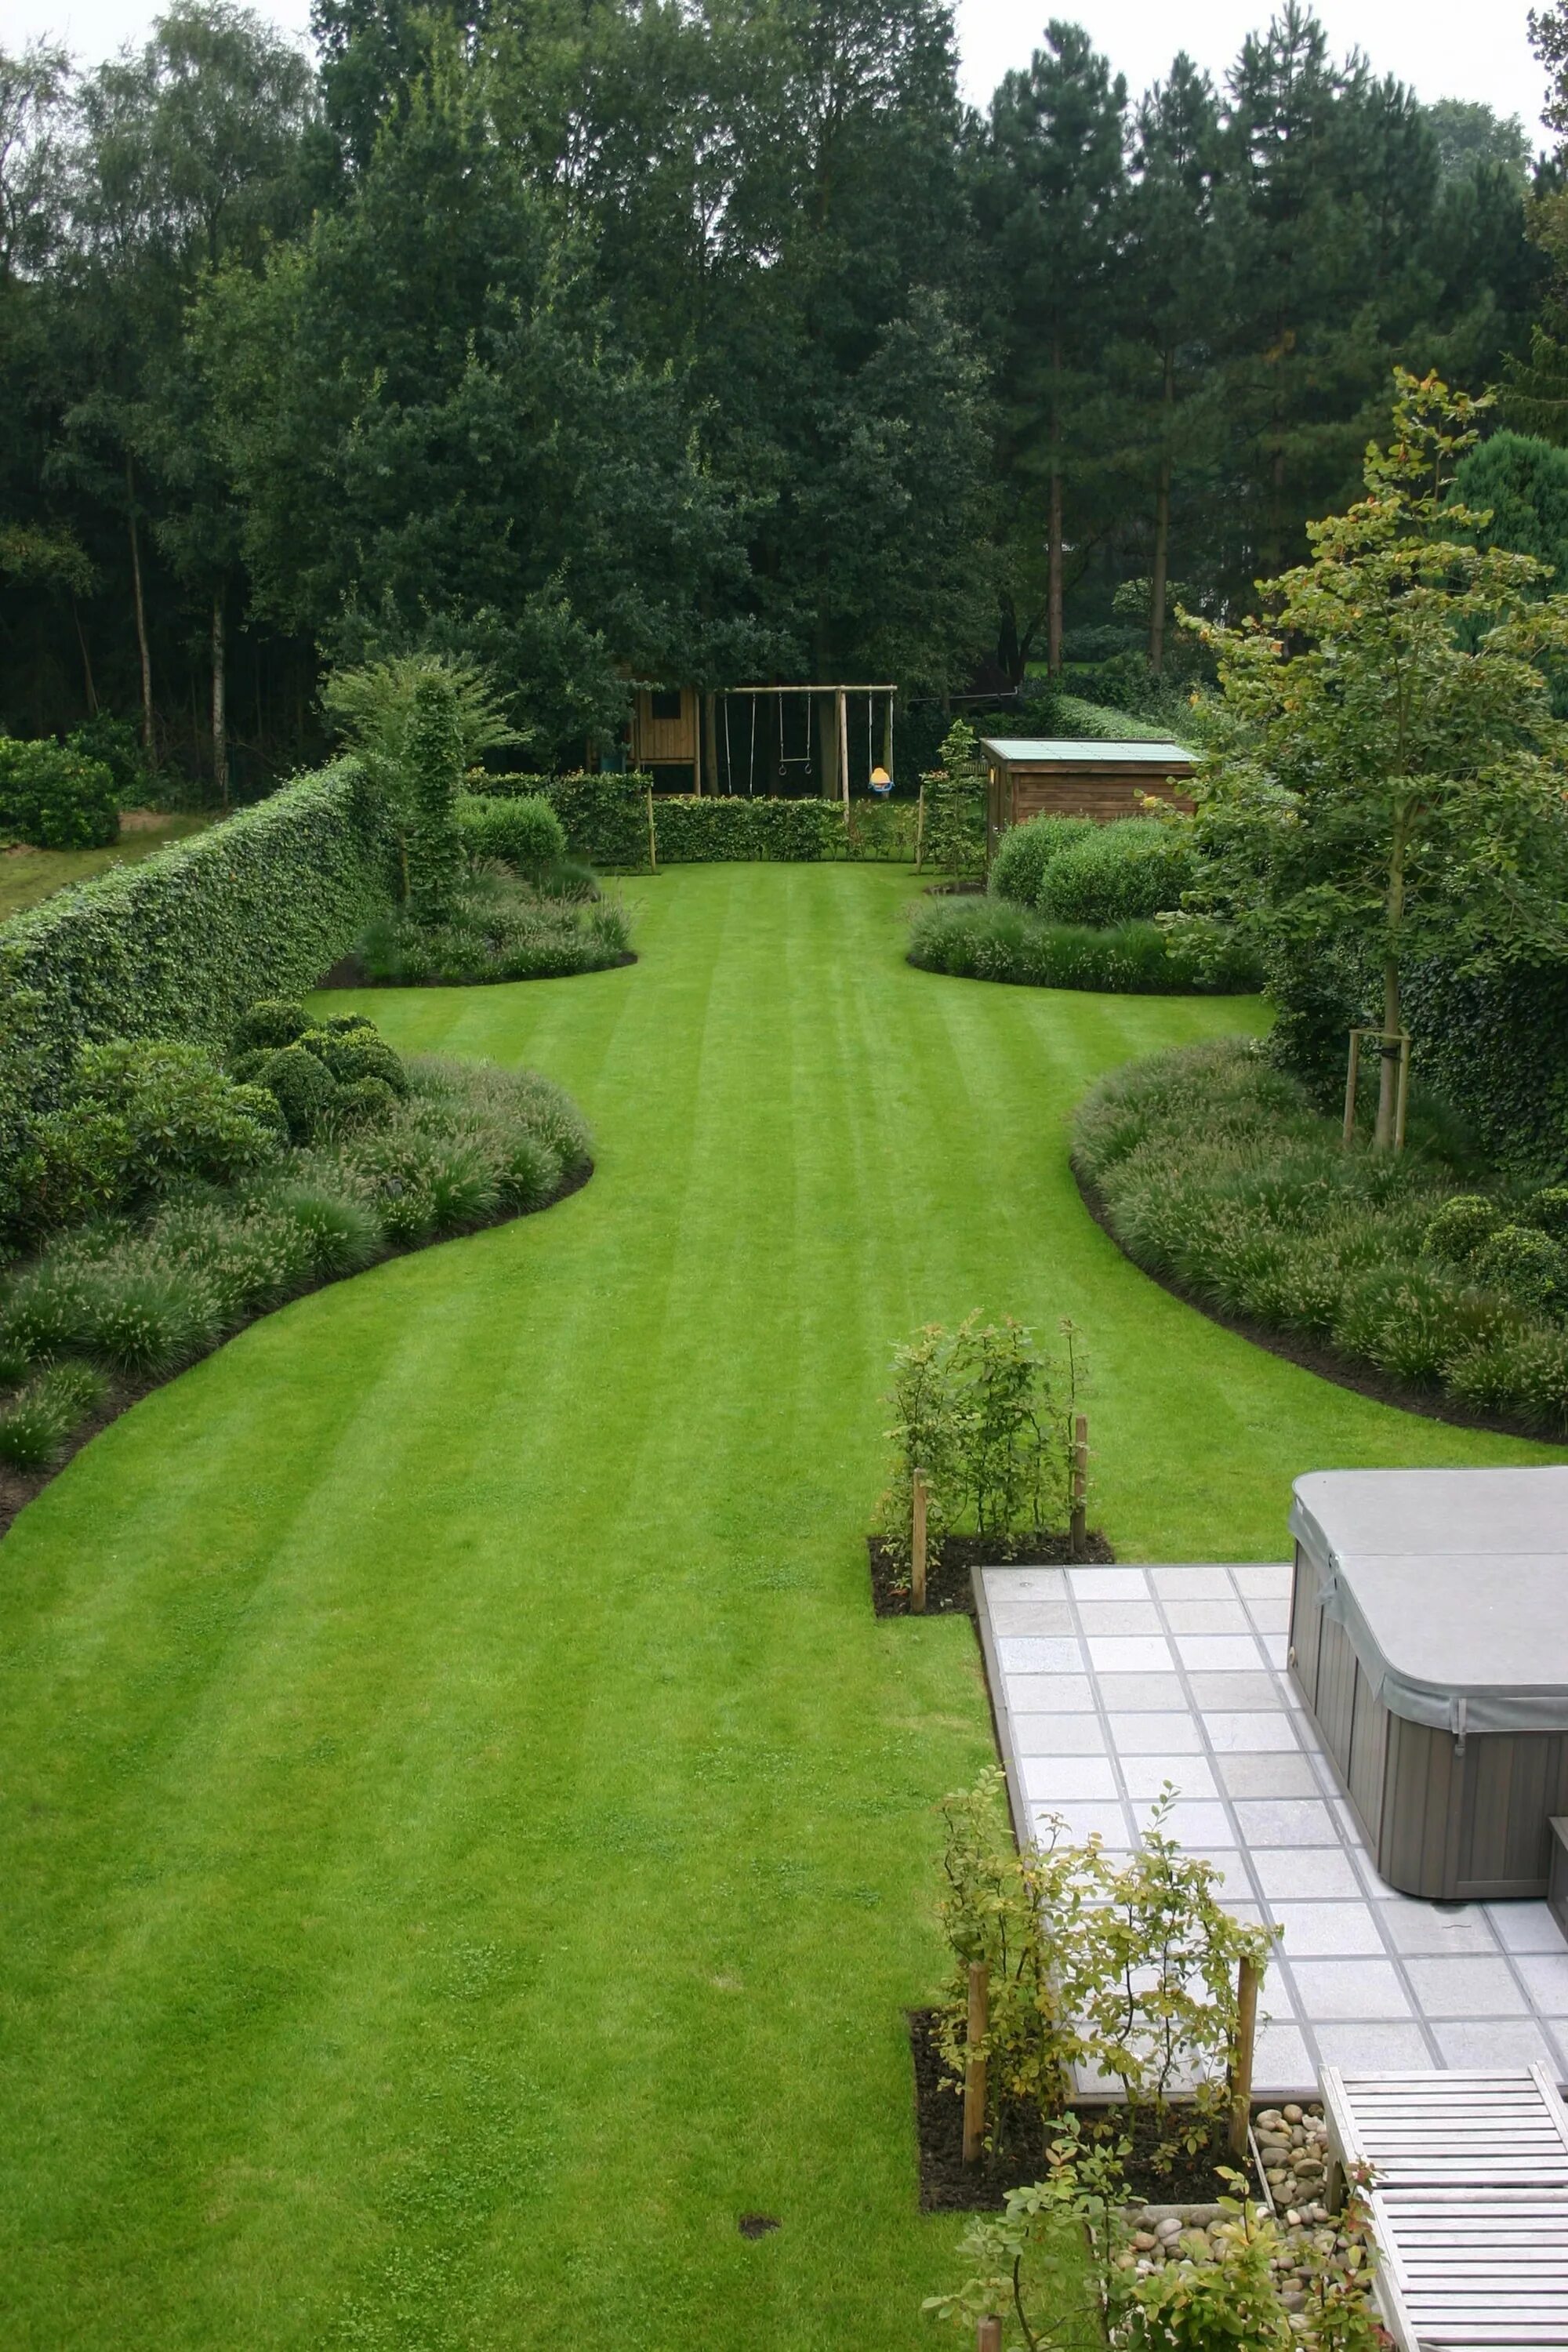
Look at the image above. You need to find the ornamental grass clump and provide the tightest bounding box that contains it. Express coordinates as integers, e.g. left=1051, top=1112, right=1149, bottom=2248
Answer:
left=1075, top=1034, right=1568, bottom=1434
left=907, top=897, right=1261, bottom=994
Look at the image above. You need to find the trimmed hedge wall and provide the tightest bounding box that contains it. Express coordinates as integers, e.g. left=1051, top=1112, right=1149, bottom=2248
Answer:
left=0, top=759, right=387, bottom=1110
left=652, top=796, right=841, bottom=861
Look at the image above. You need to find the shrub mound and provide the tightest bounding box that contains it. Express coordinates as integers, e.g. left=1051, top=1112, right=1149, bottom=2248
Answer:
left=990, top=814, right=1196, bottom=925
left=0, top=736, right=120, bottom=849
left=0, top=999, right=590, bottom=1499
left=1073, top=1036, right=1568, bottom=1435
left=907, top=898, right=1260, bottom=994
left=349, top=869, right=631, bottom=985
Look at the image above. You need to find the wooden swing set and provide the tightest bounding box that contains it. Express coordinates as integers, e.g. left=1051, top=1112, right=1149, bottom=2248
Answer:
left=630, top=683, right=897, bottom=800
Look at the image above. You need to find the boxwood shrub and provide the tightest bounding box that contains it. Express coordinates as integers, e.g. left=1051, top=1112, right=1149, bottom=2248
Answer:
left=1074, top=1036, right=1568, bottom=1435
left=908, top=898, right=1261, bottom=994
left=458, top=791, right=568, bottom=874
left=0, top=737, right=119, bottom=848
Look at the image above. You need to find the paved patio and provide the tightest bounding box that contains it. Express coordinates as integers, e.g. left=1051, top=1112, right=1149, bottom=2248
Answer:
left=975, top=1562, right=1568, bottom=2100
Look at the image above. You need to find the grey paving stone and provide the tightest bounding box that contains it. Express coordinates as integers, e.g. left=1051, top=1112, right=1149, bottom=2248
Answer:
left=1399, top=1955, right=1529, bottom=2017
left=987, top=1599, right=1076, bottom=1636
left=1158, top=1799, right=1232, bottom=1846
left=1261, top=1633, right=1290, bottom=1669
left=1214, top=1752, right=1320, bottom=1798
left=1514, top=1952, right=1568, bottom=2014
left=1009, top=1713, right=1106, bottom=1755
left=1313, top=2022, right=1434, bottom=2071
left=1187, top=1671, right=1281, bottom=1708
left=1162, top=1599, right=1251, bottom=1633
left=1269, top=1902, right=1386, bottom=1957
left=1252, top=1848, right=1365, bottom=1900
left=1253, top=2021, right=1314, bottom=2090
left=1149, top=1564, right=1236, bottom=1598
left=1021, top=1755, right=1120, bottom=1802
left=1034, top=1799, right=1131, bottom=1846
left=1288, top=1958, right=1414, bottom=2019
left=998, top=1636, right=1082, bottom=1673
left=1003, top=1673, right=1095, bottom=1712
left=1486, top=1901, right=1568, bottom=1954
left=1106, top=1711, right=1204, bottom=1754
left=1183, top=1849, right=1248, bottom=1893
left=1244, top=1597, right=1291, bottom=1635
left=1068, top=1567, right=1152, bottom=1598
left=1176, top=1634, right=1265, bottom=1671
left=1201, top=1710, right=1300, bottom=1751
left=1095, top=1673, right=1187, bottom=1709
left=1119, top=1754, right=1218, bottom=1801
left=1433, top=2019, right=1564, bottom=2070
left=1086, top=1635, right=1174, bottom=1673
left=983, top=1567, right=1068, bottom=1599
left=1075, top=1599, right=1163, bottom=1635
left=1231, top=1798, right=1338, bottom=1848
left=1375, top=1900, right=1501, bottom=1956
left=1229, top=1563, right=1292, bottom=1599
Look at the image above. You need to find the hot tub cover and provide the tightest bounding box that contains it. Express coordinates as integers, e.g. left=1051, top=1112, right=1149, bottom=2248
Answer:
left=1290, top=1468, right=1568, bottom=1737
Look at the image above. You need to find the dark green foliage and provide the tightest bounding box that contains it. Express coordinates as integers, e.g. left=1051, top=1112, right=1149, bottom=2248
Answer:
left=65, top=714, right=153, bottom=807
left=1074, top=1037, right=1568, bottom=1434
left=231, top=999, right=313, bottom=1053
left=354, top=874, right=631, bottom=985
left=1526, top=1185, right=1568, bottom=1237
left=234, top=1002, right=408, bottom=1138
left=457, top=792, right=568, bottom=877
left=1401, top=953, right=1568, bottom=1177
left=405, top=675, right=465, bottom=923
left=989, top=815, right=1096, bottom=907
left=0, top=762, right=387, bottom=1115
left=0, top=1362, right=107, bottom=1468
left=2, top=1254, right=225, bottom=1377
left=908, top=899, right=1261, bottom=994
left=256, top=1043, right=339, bottom=1141
left=329, top=1076, right=399, bottom=1129
left=650, top=797, right=843, bottom=862
left=1423, top=1194, right=1501, bottom=1264
left=1034, top=822, right=1195, bottom=925
left=539, top=774, right=650, bottom=868
left=303, top=1026, right=407, bottom=1095
left=0, top=739, right=118, bottom=848
left=243, top=1175, right=383, bottom=1278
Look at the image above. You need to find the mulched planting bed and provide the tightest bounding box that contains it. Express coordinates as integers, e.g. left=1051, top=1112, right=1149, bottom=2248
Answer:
left=909, top=2009, right=1263, bottom=2212
left=868, top=1529, right=1113, bottom=1617
left=318, top=949, right=637, bottom=988
left=0, top=1162, right=591, bottom=1547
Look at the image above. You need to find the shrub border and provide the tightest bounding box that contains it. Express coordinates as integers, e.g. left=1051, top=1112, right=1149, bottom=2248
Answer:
left=1069, top=1154, right=1548, bottom=1444
left=0, top=1158, right=592, bottom=1548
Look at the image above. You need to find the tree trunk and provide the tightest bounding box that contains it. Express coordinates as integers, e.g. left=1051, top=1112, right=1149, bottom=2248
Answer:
left=1149, top=350, right=1174, bottom=673
left=71, top=597, right=98, bottom=715
left=126, top=453, right=154, bottom=761
left=1374, top=810, right=1409, bottom=1149
left=211, top=586, right=229, bottom=811
left=703, top=691, right=718, bottom=798
left=1047, top=339, right=1065, bottom=677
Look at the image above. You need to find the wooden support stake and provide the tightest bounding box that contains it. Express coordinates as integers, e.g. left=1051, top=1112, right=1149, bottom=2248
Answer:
left=915, top=783, right=925, bottom=870
left=837, top=686, right=849, bottom=811
left=1227, top=1954, right=1260, bottom=2161
left=1069, top=1414, right=1088, bottom=1563
left=646, top=785, right=658, bottom=872
left=976, top=2321, right=1002, bottom=2352
left=1394, top=1032, right=1411, bottom=1153
left=1341, top=1027, right=1361, bottom=1148
left=962, top=1960, right=989, bottom=2165
left=911, top=1468, right=928, bottom=1615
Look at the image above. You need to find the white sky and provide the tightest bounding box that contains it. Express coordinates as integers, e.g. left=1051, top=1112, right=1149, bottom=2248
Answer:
left=9, top=0, right=1552, bottom=146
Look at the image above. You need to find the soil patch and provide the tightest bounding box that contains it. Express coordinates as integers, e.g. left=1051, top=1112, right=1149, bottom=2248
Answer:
left=1072, top=1156, right=1550, bottom=1444
left=909, top=2010, right=1258, bottom=2212
left=0, top=1160, right=592, bottom=1547
left=316, top=950, right=637, bottom=989
left=868, top=1529, right=1113, bottom=1618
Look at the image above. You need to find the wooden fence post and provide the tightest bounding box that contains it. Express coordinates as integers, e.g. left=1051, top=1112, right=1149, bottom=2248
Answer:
left=1069, top=1415, right=1088, bottom=1563
left=1341, top=1029, right=1361, bottom=1147
left=646, top=785, right=658, bottom=872
left=976, top=2321, right=1002, bottom=2352
left=962, top=1960, right=989, bottom=2165
left=911, top=1468, right=928, bottom=1615
left=1228, top=1954, right=1260, bottom=2162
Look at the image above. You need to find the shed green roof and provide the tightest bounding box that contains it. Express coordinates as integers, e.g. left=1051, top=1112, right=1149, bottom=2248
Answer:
left=980, top=738, right=1195, bottom=765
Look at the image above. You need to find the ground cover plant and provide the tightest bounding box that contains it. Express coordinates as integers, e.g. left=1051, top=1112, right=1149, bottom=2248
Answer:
left=1074, top=1033, right=1568, bottom=1435
left=0, top=1002, right=589, bottom=1507
left=0, top=869, right=1557, bottom=2352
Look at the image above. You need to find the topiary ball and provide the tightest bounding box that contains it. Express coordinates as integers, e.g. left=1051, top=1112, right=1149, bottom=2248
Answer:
left=328, top=1076, right=399, bottom=1131
left=1524, top=1185, right=1568, bottom=1240
left=1474, top=1222, right=1568, bottom=1313
left=259, top=1043, right=338, bottom=1141
left=304, top=1027, right=408, bottom=1096
left=1423, top=1194, right=1501, bottom=1266
left=233, top=998, right=311, bottom=1054
left=318, top=1014, right=376, bottom=1036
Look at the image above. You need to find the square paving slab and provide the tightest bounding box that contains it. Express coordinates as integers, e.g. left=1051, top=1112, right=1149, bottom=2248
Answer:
left=976, top=1563, right=1568, bottom=2099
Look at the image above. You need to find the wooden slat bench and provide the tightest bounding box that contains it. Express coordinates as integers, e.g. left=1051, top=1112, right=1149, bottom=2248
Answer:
left=1320, top=2069, right=1568, bottom=2349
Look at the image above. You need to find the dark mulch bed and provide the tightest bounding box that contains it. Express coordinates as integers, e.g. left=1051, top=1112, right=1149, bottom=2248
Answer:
left=317, top=950, right=637, bottom=989
left=868, top=1529, right=1114, bottom=1618
left=909, top=2009, right=1258, bottom=2212
left=0, top=1161, right=592, bottom=1547
left=1072, top=1156, right=1548, bottom=1445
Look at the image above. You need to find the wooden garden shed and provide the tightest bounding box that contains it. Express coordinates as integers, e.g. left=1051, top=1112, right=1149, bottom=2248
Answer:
left=981, top=736, right=1196, bottom=851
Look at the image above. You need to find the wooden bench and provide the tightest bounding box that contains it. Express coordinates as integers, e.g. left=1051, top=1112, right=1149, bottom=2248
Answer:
left=1320, top=2068, right=1568, bottom=2349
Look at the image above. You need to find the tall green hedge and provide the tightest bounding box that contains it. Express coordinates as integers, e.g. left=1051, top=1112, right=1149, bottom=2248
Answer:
left=652, top=796, right=842, bottom=861
left=0, top=759, right=387, bottom=1109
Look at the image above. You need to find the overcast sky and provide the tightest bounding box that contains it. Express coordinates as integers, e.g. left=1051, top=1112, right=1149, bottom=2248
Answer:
left=10, top=0, right=1552, bottom=147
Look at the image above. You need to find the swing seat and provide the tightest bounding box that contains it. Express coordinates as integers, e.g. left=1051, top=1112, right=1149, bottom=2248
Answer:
left=870, top=765, right=894, bottom=796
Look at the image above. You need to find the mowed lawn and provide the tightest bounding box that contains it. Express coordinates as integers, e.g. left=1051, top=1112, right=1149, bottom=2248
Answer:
left=0, top=865, right=1559, bottom=2351
left=0, top=815, right=209, bottom=922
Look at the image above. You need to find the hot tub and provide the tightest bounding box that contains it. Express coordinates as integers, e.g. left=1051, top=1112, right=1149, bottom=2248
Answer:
left=1289, top=1468, right=1568, bottom=1901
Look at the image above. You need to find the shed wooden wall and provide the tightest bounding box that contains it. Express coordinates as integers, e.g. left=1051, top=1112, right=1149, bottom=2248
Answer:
left=993, top=763, right=1195, bottom=828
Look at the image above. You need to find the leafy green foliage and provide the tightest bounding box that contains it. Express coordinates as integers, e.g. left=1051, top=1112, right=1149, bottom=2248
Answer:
left=0, top=739, right=118, bottom=848
left=1074, top=1035, right=1568, bottom=1433
left=1033, top=821, right=1194, bottom=926
left=457, top=793, right=567, bottom=878
left=353, top=873, right=631, bottom=985
left=648, top=797, right=844, bottom=862
left=989, top=816, right=1096, bottom=908
left=230, top=1001, right=408, bottom=1141
left=922, top=721, right=988, bottom=886
left=908, top=899, right=1261, bottom=993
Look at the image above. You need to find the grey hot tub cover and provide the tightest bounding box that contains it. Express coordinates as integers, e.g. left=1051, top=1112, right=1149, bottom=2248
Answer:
left=1290, top=1468, right=1568, bottom=1737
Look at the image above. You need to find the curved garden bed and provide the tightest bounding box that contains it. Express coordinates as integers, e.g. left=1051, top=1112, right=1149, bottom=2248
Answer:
left=908, top=897, right=1259, bottom=993
left=1073, top=1036, right=1568, bottom=1440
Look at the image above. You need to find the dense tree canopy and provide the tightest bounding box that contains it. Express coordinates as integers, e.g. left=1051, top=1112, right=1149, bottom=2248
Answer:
left=0, top=0, right=1554, bottom=782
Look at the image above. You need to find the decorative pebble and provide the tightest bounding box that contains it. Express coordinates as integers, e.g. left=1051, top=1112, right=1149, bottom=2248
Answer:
left=1283, top=2103, right=1303, bottom=2124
